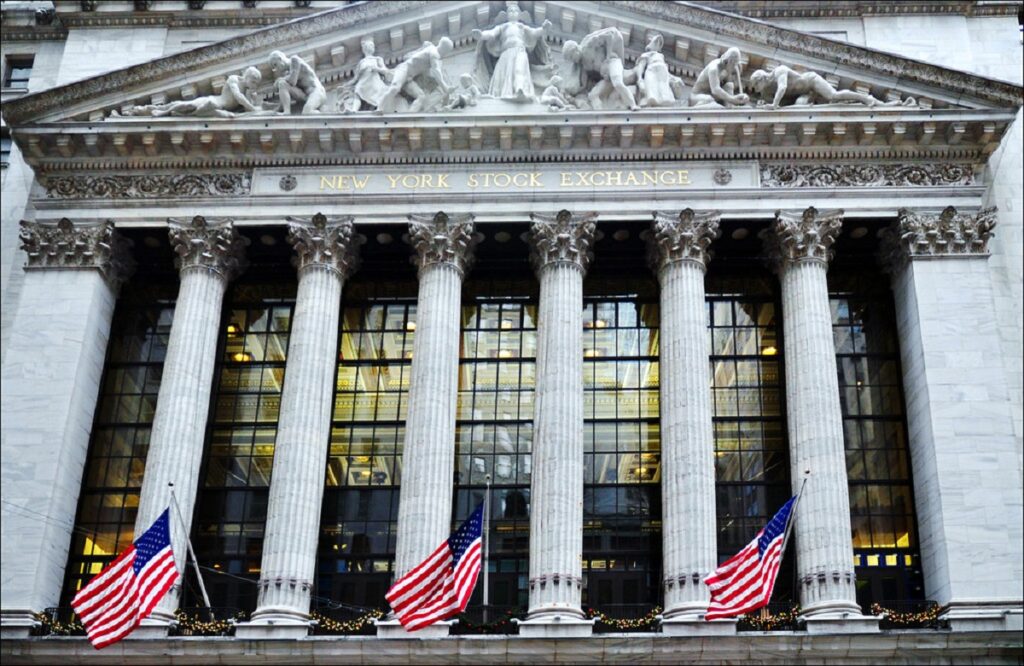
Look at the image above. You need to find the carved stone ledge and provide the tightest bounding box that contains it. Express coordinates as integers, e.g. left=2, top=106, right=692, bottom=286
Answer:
left=19, top=218, right=135, bottom=289
left=762, top=207, right=844, bottom=270
left=407, top=212, right=478, bottom=277
left=528, top=210, right=598, bottom=275
left=761, top=163, right=975, bottom=188
left=286, top=212, right=361, bottom=278
left=168, top=215, right=247, bottom=279
left=649, top=209, right=721, bottom=273
left=45, top=172, right=252, bottom=199
left=880, top=206, right=997, bottom=272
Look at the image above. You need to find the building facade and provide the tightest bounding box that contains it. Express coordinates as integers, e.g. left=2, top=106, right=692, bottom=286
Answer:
left=1, top=1, right=1022, bottom=663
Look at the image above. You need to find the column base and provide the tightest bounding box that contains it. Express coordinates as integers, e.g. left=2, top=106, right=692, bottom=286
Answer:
left=235, top=617, right=311, bottom=640
left=373, top=618, right=453, bottom=638
left=515, top=615, right=594, bottom=638
left=0, top=610, right=41, bottom=639
left=126, top=616, right=174, bottom=640
left=660, top=616, right=737, bottom=636
left=803, top=614, right=880, bottom=634
left=942, top=603, right=1024, bottom=632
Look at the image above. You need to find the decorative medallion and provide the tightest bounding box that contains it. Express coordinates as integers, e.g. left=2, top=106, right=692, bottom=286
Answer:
left=279, top=175, right=298, bottom=192
left=713, top=168, right=733, bottom=185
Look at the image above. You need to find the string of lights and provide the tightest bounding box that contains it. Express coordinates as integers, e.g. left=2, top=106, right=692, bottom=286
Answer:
left=310, top=609, right=384, bottom=633
left=584, top=606, right=662, bottom=631
left=871, top=603, right=942, bottom=628
left=736, top=605, right=801, bottom=631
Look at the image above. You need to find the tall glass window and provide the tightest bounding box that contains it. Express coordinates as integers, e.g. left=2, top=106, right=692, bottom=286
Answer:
left=581, top=290, right=662, bottom=613
left=830, top=269, right=923, bottom=606
left=453, top=289, right=537, bottom=611
left=60, top=284, right=175, bottom=605
left=187, top=283, right=295, bottom=611
left=707, top=272, right=793, bottom=599
left=316, top=281, right=416, bottom=610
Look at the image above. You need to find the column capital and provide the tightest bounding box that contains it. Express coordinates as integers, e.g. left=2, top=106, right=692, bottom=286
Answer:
left=528, top=210, right=598, bottom=276
left=649, top=209, right=721, bottom=274
left=168, top=215, right=247, bottom=280
left=407, top=212, right=478, bottom=278
left=762, top=207, right=843, bottom=271
left=880, top=206, right=996, bottom=272
left=19, top=218, right=136, bottom=289
left=286, top=213, right=362, bottom=278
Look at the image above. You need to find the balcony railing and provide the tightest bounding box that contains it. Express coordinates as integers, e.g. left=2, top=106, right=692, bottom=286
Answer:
left=171, top=607, right=246, bottom=636
left=585, top=604, right=662, bottom=633
left=451, top=605, right=523, bottom=635
left=735, top=602, right=801, bottom=631
left=870, top=600, right=944, bottom=630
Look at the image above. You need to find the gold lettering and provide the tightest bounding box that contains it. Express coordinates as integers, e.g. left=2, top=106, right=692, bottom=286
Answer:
left=591, top=171, right=606, bottom=186
left=401, top=175, right=419, bottom=189
left=386, top=174, right=401, bottom=189
left=529, top=172, right=543, bottom=187
left=437, top=174, right=450, bottom=188
left=493, top=173, right=511, bottom=187
left=607, top=171, right=622, bottom=186
left=560, top=173, right=573, bottom=187
left=468, top=174, right=479, bottom=188
left=678, top=170, right=691, bottom=185
left=320, top=176, right=338, bottom=190
left=353, top=175, right=371, bottom=189
left=625, top=172, right=640, bottom=186
left=642, top=171, right=658, bottom=186
left=659, top=171, right=673, bottom=186
left=512, top=173, right=529, bottom=187
left=574, top=172, right=593, bottom=187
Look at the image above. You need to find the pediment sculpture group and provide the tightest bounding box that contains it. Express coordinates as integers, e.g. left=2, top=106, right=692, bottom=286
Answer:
left=114, top=1, right=914, bottom=120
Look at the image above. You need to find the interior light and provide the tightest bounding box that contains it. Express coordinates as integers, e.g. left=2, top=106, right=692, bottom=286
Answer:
left=583, top=348, right=598, bottom=358
left=226, top=323, right=241, bottom=336
left=500, top=320, right=513, bottom=330
left=406, top=321, right=417, bottom=331
left=404, top=351, right=414, bottom=359
left=232, top=351, right=252, bottom=362
left=594, top=319, right=608, bottom=328
left=498, top=349, right=513, bottom=358
left=762, top=346, right=778, bottom=356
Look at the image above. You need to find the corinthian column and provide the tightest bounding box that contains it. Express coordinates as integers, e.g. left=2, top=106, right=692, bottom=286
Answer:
left=239, top=214, right=361, bottom=639
left=134, top=216, right=246, bottom=629
left=762, top=208, right=876, bottom=633
left=1, top=220, right=133, bottom=637
left=882, top=208, right=1021, bottom=631
left=519, top=210, right=597, bottom=638
left=380, top=212, right=477, bottom=638
left=649, top=210, right=729, bottom=635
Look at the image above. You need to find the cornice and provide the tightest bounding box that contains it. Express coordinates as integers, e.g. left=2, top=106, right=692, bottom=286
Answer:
left=693, top=1, right=1022, bottom=19
left=14, top=107, right=1015, bottom=173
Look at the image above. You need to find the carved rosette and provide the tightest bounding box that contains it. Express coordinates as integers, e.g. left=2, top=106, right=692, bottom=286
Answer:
left=880, top=206, right=997, bottom=273
left=19, top=218, right=135, bottom=289
left=407, top=212, right=478, bottom=277
left=762, top=207, right=844, bottom=271
left=528, top=210, right=598, bottom=275
left=649, top=209, right=721, bottom=273
left=286, top=213, right=362, bottom=278
left=168, top=215, right=247, bottom=280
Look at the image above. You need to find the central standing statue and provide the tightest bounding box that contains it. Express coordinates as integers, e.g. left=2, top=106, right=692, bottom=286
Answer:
left=472, top=0, right=554, bottom=102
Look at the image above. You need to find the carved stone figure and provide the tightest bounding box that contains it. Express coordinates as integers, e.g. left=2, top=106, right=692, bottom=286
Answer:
left=749, top=65, right=915, bottom=108
left=633, top=33, right=685, bottom=108
left=562, top=27, right=639, bottom=110
left=114, top=67, right=262, bottom=118
left=689, top=47, right=748, bottom=107
left=443, top=73, right=483, bottom=111
left=378, top=37, right=455, bottom=114
left=269, top=50, right=326, bottom=115
left=539, top=75, right=574, bottom=110
left=472, top=0, right=554, bottom=102
left=339, top=37, right=392, bottom=113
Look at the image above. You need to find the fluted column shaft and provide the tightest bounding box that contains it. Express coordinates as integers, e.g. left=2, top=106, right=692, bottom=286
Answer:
left=766, top=208, right=859, bottom=617
left=651, top=210, right=720, bottom=619
left=135, top=217, right=245, bottom=622
left=526, top=211, right=596, bottom=621
left=393, top=214, right=477, bottom=580
left=251, top=216, right=359, bottom=624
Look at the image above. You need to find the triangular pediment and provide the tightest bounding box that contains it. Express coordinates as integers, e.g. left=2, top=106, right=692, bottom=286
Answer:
left=4, top=0, right=1021, bottom=168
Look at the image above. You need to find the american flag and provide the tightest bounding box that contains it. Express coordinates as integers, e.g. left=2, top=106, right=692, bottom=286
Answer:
left=385, top=504, right=484, bottom=631
left=71, top=508, right=179, bottom=649
left=704, top=497, right=796, bottom=620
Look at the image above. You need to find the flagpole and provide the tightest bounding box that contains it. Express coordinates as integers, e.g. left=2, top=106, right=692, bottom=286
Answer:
left=168, top=482, right=212, bottom=611
left=780, top=470, right=809, bottom=557
left=482, top=474, right=491, bottom=624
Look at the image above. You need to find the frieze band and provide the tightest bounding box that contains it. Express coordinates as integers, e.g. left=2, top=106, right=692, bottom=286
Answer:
left=44, top=173, right=252, bottom=199
left=760, top=163, right=975, bottom=188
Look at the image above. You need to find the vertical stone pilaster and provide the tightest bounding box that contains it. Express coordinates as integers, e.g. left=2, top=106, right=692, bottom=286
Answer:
left=648, top=210, right=721, bottom=630
left=882, top=207, right=1022, bottom=631
left=241, top=214, right=361, bottom=638
left=134, top=216, right=246, bottom=626
left=0, top=220, right=133, bottom=637
left=520, top=210, right=597, bottom=638
left=381, top=213, right=477, bottom=637
left=762, top=208, right=867, bottom=626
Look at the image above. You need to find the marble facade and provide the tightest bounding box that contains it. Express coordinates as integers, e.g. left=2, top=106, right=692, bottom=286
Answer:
left=1, top=1, right=1022, bottom=662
